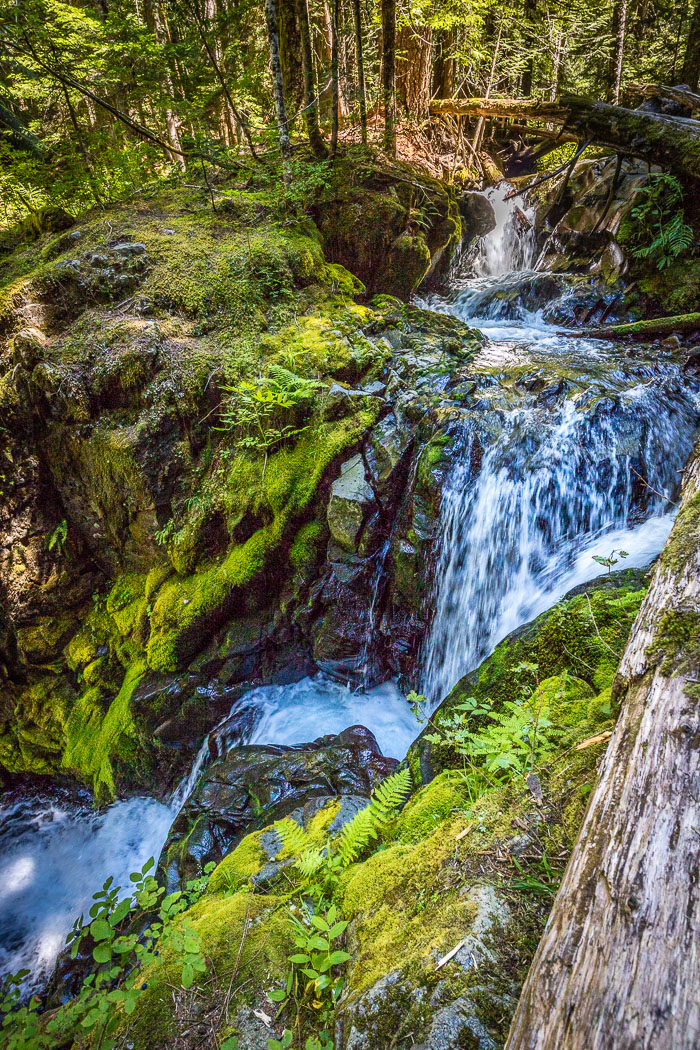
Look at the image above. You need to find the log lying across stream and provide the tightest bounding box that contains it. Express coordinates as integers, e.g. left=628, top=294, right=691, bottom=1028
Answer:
left=562, top=312, right=700, bottom=340
left=429, top=93, right=700, bottom=180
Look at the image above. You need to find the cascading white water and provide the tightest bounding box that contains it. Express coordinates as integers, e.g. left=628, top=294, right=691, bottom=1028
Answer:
left=421, top=184, right=700, bottom=702
left=3, top=182, right=699, bottom=990
left=472, top=183, right=536, bottom=276
left=0, top=675, right=419, bottom=987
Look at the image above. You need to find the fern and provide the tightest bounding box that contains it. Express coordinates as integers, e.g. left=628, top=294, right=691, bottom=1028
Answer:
left=295, top=846, right=325, bottom=880
left=275, top=817, right=311, bottom=858
left=337, top=768, right=412, bottom=868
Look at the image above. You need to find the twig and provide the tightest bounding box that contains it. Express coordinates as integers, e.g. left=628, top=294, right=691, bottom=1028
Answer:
left=630, top=464, right=679, bottom=508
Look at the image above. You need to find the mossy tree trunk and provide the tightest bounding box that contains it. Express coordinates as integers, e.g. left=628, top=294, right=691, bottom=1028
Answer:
left=381, top=0, right=396, bottom=156
left=682, top=0, right=700, bottom=91
left=264, top=0, right=292, bottom=185
left=429, top=94, right=700, bottom=179
left=296, top=0, right=327, bottom=157
left=505, top=442, right=700, bottom=1050
left=351, top=0, right=367, bottom=144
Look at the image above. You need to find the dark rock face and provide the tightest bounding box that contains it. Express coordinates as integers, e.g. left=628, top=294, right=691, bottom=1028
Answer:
left=163, top=725, right=396, bottom=887
left=313, top=159, right=464, bottom=297
left=0, top=174, right=482, bottom=799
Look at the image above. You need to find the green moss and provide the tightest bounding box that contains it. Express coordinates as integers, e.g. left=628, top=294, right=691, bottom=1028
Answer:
left=394, top=771, right=470, bottom=844
left=124, top=891, right=293, bottom=1050
left=289, top=519, right=325, bottom=572
left=61, top=661, right=147, bottom=803
left=647, top=609, right=700, bottom=677
left=340, top=820, right=471, bottom=993
left=147, top=411, right=377, bottom=671
left=207, top=831, right=268, bottom=894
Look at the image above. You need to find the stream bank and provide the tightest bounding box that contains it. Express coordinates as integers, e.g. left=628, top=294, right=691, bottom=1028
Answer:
left=1, top=150, right=699, bottom=1048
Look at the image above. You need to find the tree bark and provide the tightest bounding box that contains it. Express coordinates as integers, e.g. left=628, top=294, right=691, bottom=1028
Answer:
left=521, top=0, right=537, bottom=96
left=277, top=0, right=304, bottom=114
left=381, top=0, right=396, bottom=156
left=566, top=312, right=700, bottom=339
left=264, top=0, right=292, bottom=185
left=396, top=24, right=432, bottom=116
left=505, top=440, right=700, bottom=1050
left=429, top=94, right=700, bottom=179
left=607, top=0, right=628, bottom=104
left=682, top=0, right=700, bottom=91
left=295, top=0, right=327, bottom=157
left=432, top=29, right=455, bottom=100
left=330, top=0, right=339, bottom=155
left=351, top=0, right=367, bottom=143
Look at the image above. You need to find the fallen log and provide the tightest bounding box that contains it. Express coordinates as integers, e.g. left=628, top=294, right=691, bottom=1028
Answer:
left=430, top=93, right=700, bottom=179
left=505, top=440, right=700, bottom=1050
left=630, top=83, right=700, bottom=113
left=561, top=312, right=700, bottom=340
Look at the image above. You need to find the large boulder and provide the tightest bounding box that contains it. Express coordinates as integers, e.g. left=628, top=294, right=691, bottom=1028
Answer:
left=163, top=724, right=397, bottom=886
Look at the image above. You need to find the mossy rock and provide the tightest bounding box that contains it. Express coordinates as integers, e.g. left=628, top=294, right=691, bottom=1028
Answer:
left=413, top=568, right=649, bottom=783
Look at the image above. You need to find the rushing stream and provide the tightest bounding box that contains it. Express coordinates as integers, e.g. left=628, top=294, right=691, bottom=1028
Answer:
left=2, top=183, right=699, bottom=988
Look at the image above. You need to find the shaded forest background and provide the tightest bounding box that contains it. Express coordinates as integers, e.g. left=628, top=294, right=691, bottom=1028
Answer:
left=1, top=0, right=699, bottom=226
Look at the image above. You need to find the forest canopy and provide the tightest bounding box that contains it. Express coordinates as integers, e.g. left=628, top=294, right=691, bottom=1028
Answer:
left=1, top=0, right=699, bottom=225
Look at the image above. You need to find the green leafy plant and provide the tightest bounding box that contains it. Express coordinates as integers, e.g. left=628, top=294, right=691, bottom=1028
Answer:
left=217, top=367, right=322, bottom=454
left=0, top=858, right=214, bottom=1050
left=424, top=664, right=560, bottom=798
left=275, top=766, right=412, bottom=904
left=267, top=769, right=411, bottom=1040
left=628, top=174, right=693, bottom=269
left=47, top=519, right=68, bottom=556
left=269, top=903, right=349, bottom=1027
left=592, top=547, right=628, bottom=573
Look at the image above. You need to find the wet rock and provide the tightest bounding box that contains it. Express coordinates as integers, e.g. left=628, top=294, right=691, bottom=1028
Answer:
left=327, top=454, right=376, bottom=552
left=460, top=191, right=497, bottom=239
left=164, top=725, right=396, bottom=886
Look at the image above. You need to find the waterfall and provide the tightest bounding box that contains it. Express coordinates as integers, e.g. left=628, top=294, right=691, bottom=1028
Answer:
left=472, top=183, right=536, bottom=276
left=3, top=182, right=699, bottom=991
left=421, top=185, right=700, bottom=703
left=421, top=394, right=694, bottom=703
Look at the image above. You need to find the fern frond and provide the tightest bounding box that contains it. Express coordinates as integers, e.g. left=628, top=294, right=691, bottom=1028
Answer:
left=337, top=768, right=412, bottom=867
left=275, top=817, right=311, bottom=859
left=295, top=846, right=325, bottom=880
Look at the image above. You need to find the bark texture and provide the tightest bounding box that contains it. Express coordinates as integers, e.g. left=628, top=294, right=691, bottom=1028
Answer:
left=264, top=0, right=292, bottom=184
left=296, top=0, right=327, bottom=157
left=505, top=443, right=700, bottom=1050
left=381, top=0, right=396, bottom=156
left=429, top=93, right=700, bottom=178
left=396, top=24, right=433, bottom=115
left=682, top=0, right=700, bottom=91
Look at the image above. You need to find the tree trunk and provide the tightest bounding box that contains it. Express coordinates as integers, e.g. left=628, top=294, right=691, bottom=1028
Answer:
left=264, top=0, right=292, bottom=185
left=144, top=0, right=186, bottom=168
left=381, top=0, right=396, bottom=156
left=682, top=0, right=700, bottom=91
left=567, top=312, right=700, bottom=339
left=396, top=24, right=433, bottom=116
left=296, top=0, right=327, bottom=156
left=521, top=0, right=537, bottom=96
left=277, top=0, right=304, bottom=114
left=429, top=95, right=700, bottom=179
left=330, top=0, right=339, bottom=155
left=351, top=0, right=367, bottom=143
left=607, top=0, right=628, bottom=104
left=505, top=440, right=700, bottom=1050
left=432, top=29, right=455, bottom=100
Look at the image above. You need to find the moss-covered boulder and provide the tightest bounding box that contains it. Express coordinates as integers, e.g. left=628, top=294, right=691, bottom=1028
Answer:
left=0, top=171, right=482, bottom=798
left=411, top=568, right=650, bottom=784
left=312, top=156, right=463, bottom=297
